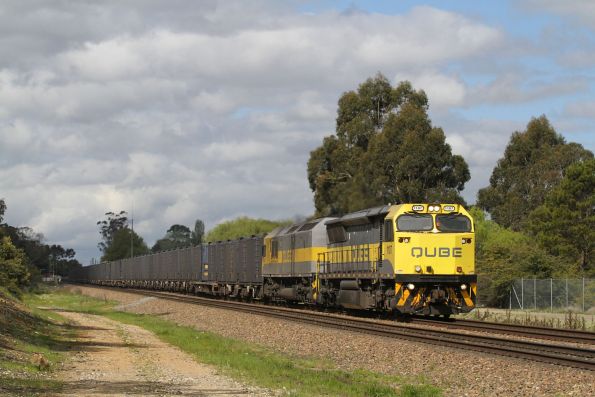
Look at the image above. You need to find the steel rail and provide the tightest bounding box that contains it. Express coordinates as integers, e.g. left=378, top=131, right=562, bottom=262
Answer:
left=107, top=287, right=595, bottom=371
left=408, top=316, right=595, bottom=345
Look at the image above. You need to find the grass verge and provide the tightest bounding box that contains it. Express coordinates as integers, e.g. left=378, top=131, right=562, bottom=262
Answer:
left=28, top=290, right=442, bottom=397
left=461, top=308, right=594, bottom=331
left=0, top=287, right=73, bottom=396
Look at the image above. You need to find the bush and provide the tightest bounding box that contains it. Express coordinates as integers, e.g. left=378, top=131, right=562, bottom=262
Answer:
left=471, top=208, right=558, bottom=306
left=205, top=217, right=291, bottom=242
left=0, top=236, right=30, bottom=296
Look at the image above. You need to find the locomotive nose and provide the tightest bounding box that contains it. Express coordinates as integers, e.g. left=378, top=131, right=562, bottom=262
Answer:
left=403, top=233, right=472, bottom=275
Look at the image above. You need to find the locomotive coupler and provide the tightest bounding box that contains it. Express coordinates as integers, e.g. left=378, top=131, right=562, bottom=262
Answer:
left=429, top=288, right=446, bottom=303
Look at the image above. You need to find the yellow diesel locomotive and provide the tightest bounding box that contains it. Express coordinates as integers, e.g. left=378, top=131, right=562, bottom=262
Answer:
left=262, top=203, right=476, bottom=317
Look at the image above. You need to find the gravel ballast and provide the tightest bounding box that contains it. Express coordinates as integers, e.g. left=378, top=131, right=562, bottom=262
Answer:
left=65, top=285, right=595, bottom=397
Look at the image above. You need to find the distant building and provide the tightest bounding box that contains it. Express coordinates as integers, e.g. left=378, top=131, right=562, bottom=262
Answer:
left=41, top=274, right=62, bottom=284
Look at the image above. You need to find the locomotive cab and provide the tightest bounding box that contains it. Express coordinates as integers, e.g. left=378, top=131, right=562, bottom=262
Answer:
left=385, top=204, right=477, bottom=317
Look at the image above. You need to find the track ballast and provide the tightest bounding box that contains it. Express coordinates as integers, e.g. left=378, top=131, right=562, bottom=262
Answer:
left=88, top=286, right=595, bottom=371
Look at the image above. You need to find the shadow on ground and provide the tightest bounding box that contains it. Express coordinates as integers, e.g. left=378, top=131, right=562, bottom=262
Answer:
left=0, top=378, right=253, bottom=396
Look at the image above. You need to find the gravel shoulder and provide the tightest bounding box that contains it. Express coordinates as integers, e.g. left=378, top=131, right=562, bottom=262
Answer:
left=50, top=309, right=270, bottom=396
left=65, top=285, right=595, bottom=397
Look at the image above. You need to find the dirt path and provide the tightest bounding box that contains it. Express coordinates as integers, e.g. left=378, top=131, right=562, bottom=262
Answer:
left=51, top=311, right=271, bottom=396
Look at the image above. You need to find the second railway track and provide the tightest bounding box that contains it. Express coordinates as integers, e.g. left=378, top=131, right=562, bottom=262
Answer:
left=408, top=316, right=595, bottom=345
left=97, top=286, right=595, bottom=371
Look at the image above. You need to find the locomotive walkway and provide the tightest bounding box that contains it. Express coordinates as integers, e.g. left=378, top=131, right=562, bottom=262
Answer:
left=102, top=287, right=595, bottom=371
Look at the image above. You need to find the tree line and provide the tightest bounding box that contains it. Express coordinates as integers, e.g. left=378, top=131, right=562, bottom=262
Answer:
left=96, top=212, right=290, bottom=262
left=96, top=211, right=205, bottom=261
left=0, top=200, right=82, bottom=296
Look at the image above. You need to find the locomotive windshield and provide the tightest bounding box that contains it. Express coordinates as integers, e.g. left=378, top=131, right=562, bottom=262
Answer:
left=397, top=214, right=433, bottom=231
left=436, top=214, right=472, bottom=232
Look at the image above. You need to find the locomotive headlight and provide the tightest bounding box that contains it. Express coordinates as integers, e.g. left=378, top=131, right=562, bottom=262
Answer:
left=461, top=238, right=472, bottom=244
left=429, top=205, right=441, bottom=212
left=407, top=283, right=415, bottom=290
left=415, top=265, right=422, bottom=273
left=460, top=284, right=467, bottom=291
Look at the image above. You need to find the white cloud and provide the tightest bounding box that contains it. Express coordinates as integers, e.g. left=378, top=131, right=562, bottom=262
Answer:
left=58, top=36, right=147, bottom=80
left=1, top=1, right=590, bottom=265
left=440, top=117, right=523, bottom=203
left=289, top=91, right=334, bottom=122
left=0, top=119, right=34, bottom=149
left=565, top=100, right=595, bottom=118
left=395, top=71, right=466, bottom=108
left=202, top=141, right=278, bottom=162
left=467, top=74, right=589, bottom=105
left=191, top=90, right=238, bottom=114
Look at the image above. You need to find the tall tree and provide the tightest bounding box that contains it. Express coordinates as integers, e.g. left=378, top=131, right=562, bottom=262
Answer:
left=191, top=219, right=205, bottom=245
left=477, top=116, right=593, bottom=230
left=527, top=159, right=595, bottom=275
left=102, top=228, right=149, bottom=261
left=152, top=224, right=193, bottom=252
left=0, top=198, right=6, bottom=224
left=97, top=211, right=128, bottom=254
left=361, top=101, right=469, bottom=206
left=48, top=245, right=81, bottom=276
left=307, top=74, right=469, bottom=216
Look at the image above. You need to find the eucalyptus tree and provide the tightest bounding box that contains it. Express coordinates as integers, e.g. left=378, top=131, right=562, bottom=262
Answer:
left=308, top=74, right=469, bottom=216
left=477, top=116, right=592, bottom=230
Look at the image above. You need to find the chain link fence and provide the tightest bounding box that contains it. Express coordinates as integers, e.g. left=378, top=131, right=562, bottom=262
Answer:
left=505, top=278, right=595, bottom=313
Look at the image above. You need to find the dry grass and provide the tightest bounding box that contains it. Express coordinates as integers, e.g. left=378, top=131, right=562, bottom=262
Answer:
left=0, top=288, right=71, bottom=396
left=463, top=308, right=595, bottom=330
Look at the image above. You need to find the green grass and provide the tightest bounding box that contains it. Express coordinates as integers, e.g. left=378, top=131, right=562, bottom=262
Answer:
left=0, top=377, right=63, bottom=395
left=0, top=289, right=78, bottom=396
left=30, top=290, right=442, bottom=397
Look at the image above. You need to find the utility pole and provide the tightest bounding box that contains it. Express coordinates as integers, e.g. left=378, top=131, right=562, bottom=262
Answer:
left=130, top=200, right=134, bottom=259
left=50, top=254, right=54, bottom=283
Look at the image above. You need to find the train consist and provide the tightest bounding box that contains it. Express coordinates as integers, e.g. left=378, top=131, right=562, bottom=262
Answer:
left=71, top=203, right=477, bottom=317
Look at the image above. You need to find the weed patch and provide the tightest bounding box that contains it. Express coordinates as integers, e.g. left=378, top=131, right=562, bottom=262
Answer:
left=466, top=308, right=593, bottom=330
left=0, top=289, right=76, bottom=395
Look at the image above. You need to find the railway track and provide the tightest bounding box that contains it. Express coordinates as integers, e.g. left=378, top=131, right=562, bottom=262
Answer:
left=408, top=316, right=595, bottom=345
left=105, top=287, right=595, bottom=371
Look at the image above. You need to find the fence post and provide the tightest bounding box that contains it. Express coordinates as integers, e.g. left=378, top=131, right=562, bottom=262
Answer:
left=583, top=277, right=585, bottom=313
left=550, top=278, right=553, bottom=312
left=509, top=288, right=512, bottom=310
left=565, top=278, right=568, bottom=309
left=521, top=277, right=524, bottom=310
left=533, top=277, right=537, bottom=311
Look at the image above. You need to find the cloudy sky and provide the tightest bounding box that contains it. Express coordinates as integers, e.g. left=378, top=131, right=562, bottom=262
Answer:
left=1, top=1, right=594, bottom=264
